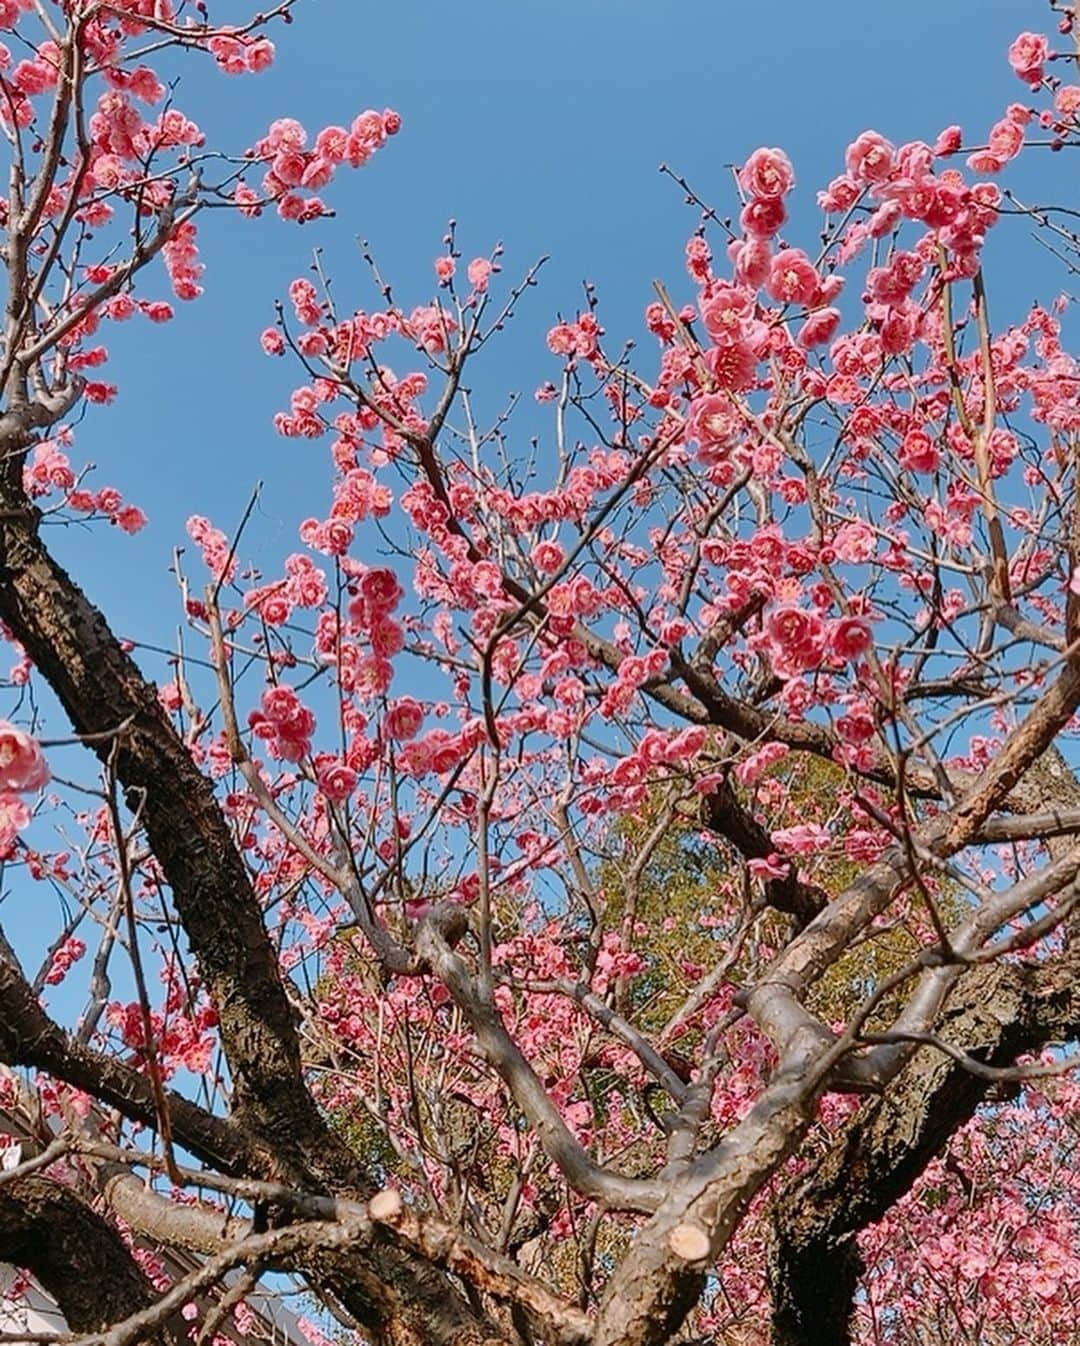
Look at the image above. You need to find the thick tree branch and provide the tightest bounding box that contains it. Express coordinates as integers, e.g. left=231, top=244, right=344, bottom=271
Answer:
left=0, top=461, right=511, bottom=1346
left=769, top=949, right=1080, bottom=1345
left=0, top=953, right=252, bottom=1175
left=0, top=1175, right=184, bottom=1343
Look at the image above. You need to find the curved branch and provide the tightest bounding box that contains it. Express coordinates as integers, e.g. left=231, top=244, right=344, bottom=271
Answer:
left=417, top=906, right=666, bottom=1212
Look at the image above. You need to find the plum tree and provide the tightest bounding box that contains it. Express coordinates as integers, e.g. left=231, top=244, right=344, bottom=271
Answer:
left=0, top=3, right=1079, bottom=1345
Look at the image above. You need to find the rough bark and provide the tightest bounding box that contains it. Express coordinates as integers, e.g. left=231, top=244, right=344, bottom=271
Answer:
left=769, top=958, right=1077, bottom=1344
left=768, top=751, right=1080, bottom=1345
left=0, top=468, right=510, bottom=1346
left=0, top=1174, right=184, bottom=1342
left=0, top=486, right=340, bottom=1187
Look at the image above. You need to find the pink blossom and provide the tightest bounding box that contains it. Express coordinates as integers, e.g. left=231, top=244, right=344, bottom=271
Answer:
left=1008, top=31, right=1049, bottom=85
left=0, top=791, right=31, bottom=852
left=729, top=237, right=772, bottom=287
left=738, top=147, right=795, bottom=199
left=740, top=196, right=787, bottom=239
left=898, top=429, right=940, bottom=474
left=115, top=505, right=147, bottom=534
left=765, top=248, right=820, bottom=306
left=734, top=741, right=790, bottom=786
left=836, top=706, right=876, bottom=744
left=467, top=257, right=493, bottom=292
left=686, top=393, right=737, bottom=449
left=369, top=616, right=405, bottom=659
left=988, top=117, right=1024, bottom=161
left=1056, top=85, right=1080, bottom=119
left=532, top=540, right=564, bottom=573
left=353, top=655, right=394, bottom=699
left=248, top=587, right=291, bottom=626
left=831, top=616, right=873, bottom=661
left=880, top=308, right=916, bottom=356
left=796, top=307, right=841, bottom=349
left=817, top=175, right=860, bottom=212
left=772, top=823, right=831, bottom=855
left=933, top=125, right=963, bottom=156
left=385, top=697, right=424, bottom=742
left=0, top=721, right=48, bottom=792
left=44, top=935, right=86, bottom=986
left=966, top=149, right=1006, bottom=175
left=867, top=251, right=924, bottom=305
left=832, top=520, right=876, bottom=563
left=866, top=200, right=903, bottom=239
left=618, top=655, right=647, bottom=688
left=248, top=38, right=275, bottom=72
left=845, top=130, right=895, bottom=184
left=764, top=604, right=827, bottom=673
left=316, top=758, right=358, bottom=803
left=12, top=58, right=57, bottom=96
left=748, top=853, right=791, bottom=880
left=700, top=284, right=753, bottom=342
left=704, top=340, right=757, bottom=392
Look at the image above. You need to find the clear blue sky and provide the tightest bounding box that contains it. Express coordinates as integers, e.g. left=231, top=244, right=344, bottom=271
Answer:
left=10, top=0, right=1074, bottom=1043
left=55, top=0, right=1067, bottom=664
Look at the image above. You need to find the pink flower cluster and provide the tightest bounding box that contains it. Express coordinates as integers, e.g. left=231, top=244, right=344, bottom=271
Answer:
left=697, top=280, right=766, bottom=391
left=295, top=468, right=394, bottom=555
left=828, top=136, right=1003, bottom=285
left=249, top=685, right=316, bottom=763
left=186, top=515, right=236, bottom=583
left=761, top=605, right=873, bottom=678
left=734, top=741, right=790, bottom=787
left=599, top=647, right=670, bottom=719
left=396, top=723, right=480, bottom=778
left=0, top=720, right=49, bottom=853
left=88, top=88, right=204, bottom=191
left=737, top=149, right=838, bottom=332
left=23, top=437, right=145, bottom=530
left=242, top=555, right=328, bottom=632
left=105, top=993, right=218, bottom=1080
left=44, top=936, right=86, bottom=986
left=606, top=726, right=709, bottom=809
left=967, top=102, right=1033, bottom=176
left=433, top=256, right=494, bottom=294
left=331, top=567, right=407, bottom=700
left=546, top=313, right=602, bottom=361
left=251, top=109, right=401, bottom=223
left=207, top=32, right=274, bottom=75
left=163, top=221, right=203, bottom=301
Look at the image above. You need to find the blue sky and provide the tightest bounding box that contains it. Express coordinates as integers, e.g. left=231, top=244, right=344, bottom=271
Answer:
left=11, top=0, right=1075, bottom=990
left=54, top=0, right=1069, bottom=671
